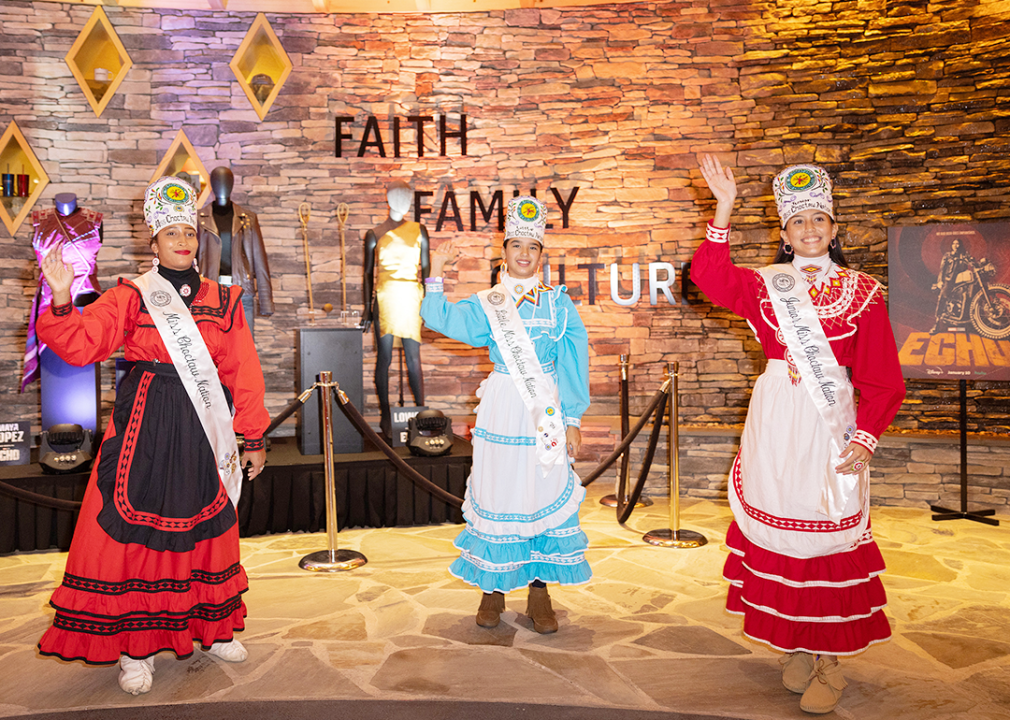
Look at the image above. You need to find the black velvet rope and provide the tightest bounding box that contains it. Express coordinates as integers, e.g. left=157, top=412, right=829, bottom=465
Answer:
left=263, top=394, right=307, bottom=437
left=579, top=385, right=670, bottom=487
left=616, top=391, right=669, bottom=525
left=0, top=479, right=82, bottom=511
left=329, top=387, right=465, bottom=508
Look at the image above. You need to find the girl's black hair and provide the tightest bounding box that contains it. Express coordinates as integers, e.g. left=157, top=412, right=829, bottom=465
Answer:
left=771, top=220, right=849, bottom=267
left=502, top=237, right=543, bottom=251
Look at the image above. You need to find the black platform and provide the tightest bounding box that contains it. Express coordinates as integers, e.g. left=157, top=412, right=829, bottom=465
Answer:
left=0, top=436, right=469, bottom=555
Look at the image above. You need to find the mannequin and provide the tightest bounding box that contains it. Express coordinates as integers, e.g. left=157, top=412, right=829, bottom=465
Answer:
left=22, top=193, right=103, bottom=392
left=197, top=167, right=274, bottom=332
left=363, top=181, right=430, bottom=437
left=212, top=170, right=235, bottom=277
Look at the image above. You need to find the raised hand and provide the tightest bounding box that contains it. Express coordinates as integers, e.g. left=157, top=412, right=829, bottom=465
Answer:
left=430, top=239, right=460, bottom=277
left=699, top=154, right=737, bottom=228
left=41, top=242, right=75, bottom=306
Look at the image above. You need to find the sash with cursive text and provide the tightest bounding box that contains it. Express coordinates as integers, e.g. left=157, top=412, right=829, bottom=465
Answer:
left=477, top=285, right=566, bottom=470
left=133, top=270, right=243, bottom=507
left=758, top=264, right=861, bottom=523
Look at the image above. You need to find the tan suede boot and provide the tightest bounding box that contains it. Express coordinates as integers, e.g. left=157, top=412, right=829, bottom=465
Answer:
left=476, top=591, right=505, bottom=628
left=800, top=656, right=847, bottom=714
left=525, top=585, right=559, bottom=634
left=780, top=652, right=815, bottom=694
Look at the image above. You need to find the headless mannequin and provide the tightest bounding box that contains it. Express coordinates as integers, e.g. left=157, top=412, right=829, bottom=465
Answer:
left=363, top=181, right=430, bottom=437
left=54, top=193, right=100, bottom=307
left=210, top=168, right=235, bottom=277
left=199, top=166, right=274, bottom=330
left=54, top=192, right=77, bottom=217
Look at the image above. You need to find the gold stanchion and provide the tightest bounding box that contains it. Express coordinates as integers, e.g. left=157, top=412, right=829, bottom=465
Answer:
left=643, top=361, right=707, bottom=549
left=336, top=202, right=349, bottom=310
left=601, top=354, right=651, bottom=509
left=299, top=371, right=368, bottom=572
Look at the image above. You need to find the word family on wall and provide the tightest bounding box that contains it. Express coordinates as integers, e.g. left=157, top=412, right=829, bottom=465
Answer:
left=415, top=187, right=579, bottom=233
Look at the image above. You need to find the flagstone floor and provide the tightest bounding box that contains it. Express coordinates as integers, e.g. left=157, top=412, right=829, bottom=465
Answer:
left=1, top=487, right=1009, bottom=719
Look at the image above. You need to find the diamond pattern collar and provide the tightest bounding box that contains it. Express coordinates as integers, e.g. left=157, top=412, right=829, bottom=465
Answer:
left=792, top=253, right=834, bottom=292
left=501, top=270, right=548, bottom=307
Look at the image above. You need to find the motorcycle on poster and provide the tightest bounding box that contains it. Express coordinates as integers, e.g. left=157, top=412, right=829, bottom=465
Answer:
left=888, top=222, right=1010, bottom=381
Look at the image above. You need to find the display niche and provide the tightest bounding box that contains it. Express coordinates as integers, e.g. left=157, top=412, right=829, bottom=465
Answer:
left=151, top=130, right=212, bottom=207
left=230, top=13, right=293, bottom=121
left=65, top=6, right=133, bottom=118
left=0, top=121, right=50, bottom=236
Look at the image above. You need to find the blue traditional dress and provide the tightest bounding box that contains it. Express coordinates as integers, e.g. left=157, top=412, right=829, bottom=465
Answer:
left=421, top=272, right=592, bottom=593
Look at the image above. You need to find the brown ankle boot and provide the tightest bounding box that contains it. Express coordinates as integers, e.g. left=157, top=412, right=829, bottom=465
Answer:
left=476, top=591, right=505, bottom=628
left=780, top=652, right=815, bottom=694
left=800, top=656, right=847, bottom=714
left=525, top=585, right=558, bottom=634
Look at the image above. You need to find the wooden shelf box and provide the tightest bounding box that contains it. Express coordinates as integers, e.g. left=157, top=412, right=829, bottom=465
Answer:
left=0, top=121, right=50, bottom=236
left=230, top=13, right=293, bottom=121
left=65, top=6, right=133, bottom=118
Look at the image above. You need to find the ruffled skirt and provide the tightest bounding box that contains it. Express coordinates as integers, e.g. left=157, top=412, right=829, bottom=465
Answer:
left=724, top=522, right=890, bottom=655
left=725, top=360, right=890, bottom=655
left=451, top=368, right=591, bottom=593
left=38, top=362, right=247, bottom=665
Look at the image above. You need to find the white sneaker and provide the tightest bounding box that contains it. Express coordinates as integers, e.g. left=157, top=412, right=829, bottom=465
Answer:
left=205, top=639, right=248, bottom=662
left=118, top=655, right=154, bottom=695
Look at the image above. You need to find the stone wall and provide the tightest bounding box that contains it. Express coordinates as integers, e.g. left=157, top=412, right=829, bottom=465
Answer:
left=2, top=0, right=1010, bottom=456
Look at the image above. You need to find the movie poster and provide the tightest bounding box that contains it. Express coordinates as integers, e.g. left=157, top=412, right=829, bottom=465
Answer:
left=888, top=222, right=1010, bottom=381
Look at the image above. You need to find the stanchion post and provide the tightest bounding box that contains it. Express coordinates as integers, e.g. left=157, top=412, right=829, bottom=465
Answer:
left=299, top=371, right=368, bottom=572
left=643, top=361, right=707, bottom=549
left=670, top=359, right=679, bottom=532
left=601, top=354, right=651, bottom=509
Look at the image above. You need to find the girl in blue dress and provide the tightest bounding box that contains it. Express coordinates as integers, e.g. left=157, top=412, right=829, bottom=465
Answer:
left=421, top=196, right=591, bottom=633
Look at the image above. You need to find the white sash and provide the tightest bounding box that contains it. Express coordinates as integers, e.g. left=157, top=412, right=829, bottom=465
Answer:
left=758, top=264, right=860, bottom=523
left=134, top=270, right=243, bottom=508
left=477, top=285, right=566, bottom=470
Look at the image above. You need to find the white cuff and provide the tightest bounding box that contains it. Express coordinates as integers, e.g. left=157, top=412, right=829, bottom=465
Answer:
left=852, top=430, right=877, bottom=454
left=706, top=220, right=730, bottom=243
left=566, top=417, right=581, bottom=428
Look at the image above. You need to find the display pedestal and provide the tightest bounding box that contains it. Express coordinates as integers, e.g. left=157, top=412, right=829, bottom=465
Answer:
left=40, top=347, right=99, bottom=436
left=296, top=327, right=363, bottom=455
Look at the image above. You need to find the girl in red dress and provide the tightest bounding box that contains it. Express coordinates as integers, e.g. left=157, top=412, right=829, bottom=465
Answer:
left=693, top=156, right=906, bottom=714
left=36, top=177, right=268, bottom=695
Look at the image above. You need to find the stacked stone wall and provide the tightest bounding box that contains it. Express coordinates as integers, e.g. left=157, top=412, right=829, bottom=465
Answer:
left=2, top=1, right=1010, bottom=490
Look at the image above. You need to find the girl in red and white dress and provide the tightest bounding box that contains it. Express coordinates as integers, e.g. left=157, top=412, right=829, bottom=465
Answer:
left=693, top=156, right=905, bottom=714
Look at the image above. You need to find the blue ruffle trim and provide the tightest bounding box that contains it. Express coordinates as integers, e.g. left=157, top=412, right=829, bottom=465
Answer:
left=449, top=513, right=592, bottom=593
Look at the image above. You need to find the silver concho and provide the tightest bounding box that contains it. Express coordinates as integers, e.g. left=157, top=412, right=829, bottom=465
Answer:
left=149, top=290, right=172, bottom=307
left=487, top=291, right=506, bottom=306
left=772, top=273, right=795, bottom=292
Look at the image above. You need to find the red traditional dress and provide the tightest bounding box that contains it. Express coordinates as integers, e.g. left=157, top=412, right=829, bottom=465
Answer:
left=36, top=274, right=268, bottom=664
left=691, top=222, right=906, bottom=656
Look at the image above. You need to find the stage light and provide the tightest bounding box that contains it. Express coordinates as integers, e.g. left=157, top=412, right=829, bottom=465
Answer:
left=39, top=423, right=94, bottom=475
left=407, top=410, right=453, bottom=457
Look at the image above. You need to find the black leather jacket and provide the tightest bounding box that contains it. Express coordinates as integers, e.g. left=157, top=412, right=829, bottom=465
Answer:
left=197, top=202, right=274, bottom=317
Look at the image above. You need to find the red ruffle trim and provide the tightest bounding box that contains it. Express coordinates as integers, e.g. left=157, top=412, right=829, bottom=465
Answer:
left=38, top=600, right=247, bottom=665
left=38, top=508, right=249, bottom=665
left=725, top=521, right=885, bottom=585
left=723, top=521, right=891, bottom=655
